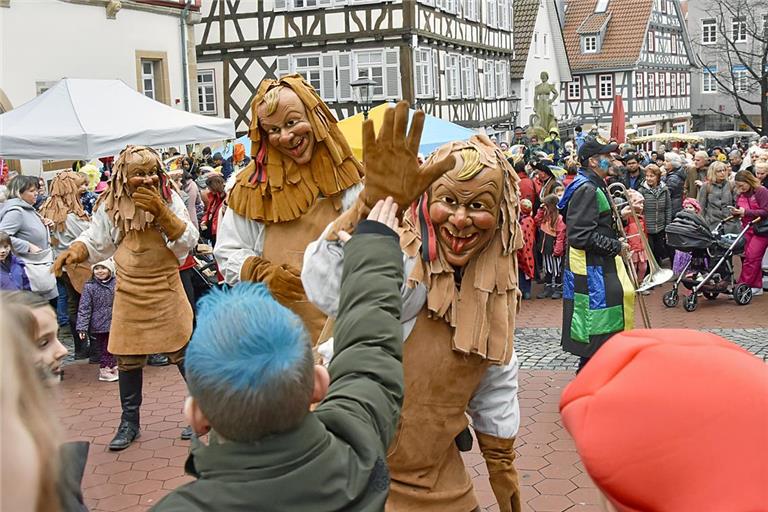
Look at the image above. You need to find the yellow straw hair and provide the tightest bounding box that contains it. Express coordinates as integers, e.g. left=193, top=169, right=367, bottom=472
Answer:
left=262, top=86, right=283, bottom=117
left=455, top=147, right=485, bottom=181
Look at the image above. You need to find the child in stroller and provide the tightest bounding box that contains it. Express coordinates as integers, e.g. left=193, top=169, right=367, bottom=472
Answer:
left=663, top=210, right=753, bottom=311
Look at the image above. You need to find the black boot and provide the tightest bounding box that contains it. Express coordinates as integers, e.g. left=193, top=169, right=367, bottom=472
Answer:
left=73, top=332, right=89, bottom=360
left=537, top=284, right=553, bottom=299
left=176, top=360, right=193, bottom=440
left=109, top=368, right=142, bottom=451
left=88, top=334, right=102, bottom=364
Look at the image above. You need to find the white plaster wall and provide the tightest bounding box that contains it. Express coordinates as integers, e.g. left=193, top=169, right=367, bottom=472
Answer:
left=520, top=2, right=565, bottom=128
left=1, top=1, right=187, bottom=110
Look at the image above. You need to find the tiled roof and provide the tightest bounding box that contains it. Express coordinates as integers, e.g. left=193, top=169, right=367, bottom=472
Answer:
left=511, top=0, right=540, bottom=79
left=577, top=12, right=610, bottom=34
left=563, top=0, right=654, bottom=72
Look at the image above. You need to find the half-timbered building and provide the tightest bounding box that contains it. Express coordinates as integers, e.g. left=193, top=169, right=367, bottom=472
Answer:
left=196, top=0, right=518, bottom=134
left=561, top=0, right=694, bottom=138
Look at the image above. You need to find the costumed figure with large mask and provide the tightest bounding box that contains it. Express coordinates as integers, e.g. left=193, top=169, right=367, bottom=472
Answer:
left=39, top=171, right=92, bottom=358
left=214, top=74, right=364, bottom=343
left=304, top=134, right=524, bottom=512
left=53, top=146, right=198, bottom=451
left=557, top=137, right=635, bottom=370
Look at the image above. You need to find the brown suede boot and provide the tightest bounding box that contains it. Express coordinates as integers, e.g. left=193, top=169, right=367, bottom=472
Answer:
left=476, top=431, right=522, bottom=512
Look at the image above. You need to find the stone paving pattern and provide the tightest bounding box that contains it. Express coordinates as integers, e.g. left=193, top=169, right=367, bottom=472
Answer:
left=53, top=285, right=767, bottom=512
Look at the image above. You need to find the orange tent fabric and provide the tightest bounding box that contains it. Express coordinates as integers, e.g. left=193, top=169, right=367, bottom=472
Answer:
left=610, top=94, right=626, bottom=143
left=560, top=329, right=768, bottom=512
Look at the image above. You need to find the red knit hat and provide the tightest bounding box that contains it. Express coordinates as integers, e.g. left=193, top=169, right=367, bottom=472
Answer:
left=559, top=329, right=768, bottom=512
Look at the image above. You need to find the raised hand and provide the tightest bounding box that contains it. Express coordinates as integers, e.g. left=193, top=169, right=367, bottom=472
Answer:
left=361, top=101, right=455, bottom=211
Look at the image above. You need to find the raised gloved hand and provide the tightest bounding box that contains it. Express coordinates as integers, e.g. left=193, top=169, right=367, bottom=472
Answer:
left=132, top=187, right=186, bottom=241
left=240, top=256, right=306, bottom=305
left=325, top=197, right=371, bottom=241
left=51, top=241, right=89, bottom=277
left=476, top=431, right=522, bottom=512
left=361, top=101, right=456, bottom=212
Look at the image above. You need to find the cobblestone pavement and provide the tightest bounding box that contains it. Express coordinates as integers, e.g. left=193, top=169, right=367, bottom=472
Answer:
left=515, top=327, right=768, bottom=370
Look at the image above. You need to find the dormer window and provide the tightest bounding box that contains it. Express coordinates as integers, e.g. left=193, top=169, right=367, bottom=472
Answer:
left=583, top=35, right=598, bottom=52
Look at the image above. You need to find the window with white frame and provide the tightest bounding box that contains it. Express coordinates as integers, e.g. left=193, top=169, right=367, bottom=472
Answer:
left=446, top=53, right=461, bottom=99
left=648, top=72, right=655, bottom=96
left=498, top=0, right=510, bottom=29
left=732, top=17, right=747, bottom=42
left=487, top=0, right=498, bottom=28
left=702, top=66, right=717, bottom=93
left=414, top=48, right=434, bottom=98
left=635, top=71, right=644, bottom=98
left=197, top=69, right=216, bottom=114
left=670, top=72, right=677, bottom=96
left=701, top=19, right=717, bottom=44
left=674, top=122, right=687, bottom=134
left=659, top=72, right=666, bottom=96
left=543, top=33, right=549, bottom=58
left=495, top=60, right=509, bottom=98
left=671, top=34, right=677, bottom=54
left=567, top=77, right=581, bottom=100
left=294, top=55, right=323, bottom=93
left=141, top=60, right=157, bottom=100
left=464, top=0, right=479, bottom=20
left=583, top=35, right=597, bottom=53
left=524, top=79, right=531, bottom=106
left=355, top=51, right=385, bottom=97
left=461, top=56, right=477, bottom=99
left=647, top=31, right=655, bottom=52
left=533, top=32, right=540, bottom=57
left=438, top=0, right=459, bottom=13
left=293, top=0, right=332, bottom=9
left=733, top=67, right=748, bottom=92
left=484, top=59, right=496, bottom=99
left=598, top=74, right=613, bottom=98
left=595, top=0, right=609, bottom=13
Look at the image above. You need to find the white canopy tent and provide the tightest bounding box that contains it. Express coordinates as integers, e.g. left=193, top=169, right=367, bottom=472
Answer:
left=0, top=78, right=235, bottom=160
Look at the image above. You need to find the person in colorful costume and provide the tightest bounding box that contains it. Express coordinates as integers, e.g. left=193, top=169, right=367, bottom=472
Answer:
left=557, top=136, right=634, bottom=370
left=52, top=146, right=198, bottom=451
left=39, top=171, right=92, bottom=356
left=214, top=74, right=364, bottom=343
left=304, top=135, right=524, bottom=512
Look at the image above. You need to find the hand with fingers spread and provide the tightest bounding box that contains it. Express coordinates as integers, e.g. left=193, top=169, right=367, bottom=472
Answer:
left=339, top=197, right=399, bottom=243
left=361, top=101, right=456, bottom=211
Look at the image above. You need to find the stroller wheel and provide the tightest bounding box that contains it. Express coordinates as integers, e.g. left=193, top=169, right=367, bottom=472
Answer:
left=703, top=291, right=720, bottom=300
left=733, top=284, right=752, bottom=305
left=662, top=290, right=679, bottom=308
left=683, top=294, right=698, bottom=312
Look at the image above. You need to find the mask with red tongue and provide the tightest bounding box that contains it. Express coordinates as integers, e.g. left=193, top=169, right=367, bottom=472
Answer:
left=428, top=149, right=504, bottom=268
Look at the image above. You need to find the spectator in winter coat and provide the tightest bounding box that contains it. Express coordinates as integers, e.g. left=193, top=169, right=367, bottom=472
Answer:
left=76, top=260, right=117, bottom=382
left=518, top=199, right=536, bottom=300
left=639, top=165, right=672, bottom=264
left=513, top=159, right=535, bottom=205
left=697, top=161, right=740, bottom=234
left=535, top=194, right=566, bottom=299
left=731, top=171, right=768, bottom=296
left=619, top=153, right=645, bottom=191
left=0, top=231, right=31, bottom=291
left=685, top=150, right=710, bottom=199
left=664, top=152, right=688, bottom=216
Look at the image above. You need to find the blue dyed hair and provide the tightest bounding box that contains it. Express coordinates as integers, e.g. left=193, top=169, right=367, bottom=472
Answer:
left=186, top=282, right=314, bottom=442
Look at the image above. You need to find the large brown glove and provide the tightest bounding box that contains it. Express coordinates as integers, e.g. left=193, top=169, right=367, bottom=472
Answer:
left=51, top=241, right=89, bottom=277
left=361, top=101, right=456, bottom=211
left=132, top=187, right=186, bottom=241
left=240, top=256, right=306, bottom=306
left=476, top=431, right=522, bottom=512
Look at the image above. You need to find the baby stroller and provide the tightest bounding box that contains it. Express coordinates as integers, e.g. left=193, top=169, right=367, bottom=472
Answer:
left=662, top=212, right=752, bottom=312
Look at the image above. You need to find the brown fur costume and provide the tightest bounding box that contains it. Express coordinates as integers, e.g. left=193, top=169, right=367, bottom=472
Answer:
left=39, top=171, right=89, bottom=232
left=227, top=74, right=363, bottom=223
left=399, top=135, right=523, bottom=364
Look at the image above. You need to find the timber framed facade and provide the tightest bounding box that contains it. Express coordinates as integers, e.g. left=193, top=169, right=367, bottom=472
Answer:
left=562, top=0, right=694, bottom=136
left=196, top=0, right=517, bottom=134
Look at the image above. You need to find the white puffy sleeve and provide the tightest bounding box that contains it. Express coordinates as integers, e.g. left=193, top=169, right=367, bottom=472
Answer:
left=467, top=351, right=521, bottom=439
left=75, top=204, right=120, bottom=264
left=213, top=208, right=265, bottom=285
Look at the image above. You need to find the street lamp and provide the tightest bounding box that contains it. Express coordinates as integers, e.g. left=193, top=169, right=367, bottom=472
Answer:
left=590, top=101, right=602, bottom=127
left=510, top=91, right=521, bottom=129
left=350, top=77, right=377, bottom=120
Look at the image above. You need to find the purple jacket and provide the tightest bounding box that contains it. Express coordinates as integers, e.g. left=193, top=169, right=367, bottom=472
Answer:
left=0, top=254, right=31, bottom=291
left=76, top=276, right=115, bottom=334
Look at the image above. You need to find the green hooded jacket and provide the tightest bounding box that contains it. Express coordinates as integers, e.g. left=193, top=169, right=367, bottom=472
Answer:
left=151, top=223, right=405, bottom=512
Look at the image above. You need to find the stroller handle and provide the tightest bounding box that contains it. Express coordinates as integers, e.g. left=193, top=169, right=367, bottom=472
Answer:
left=750, top=216, right=763, bottom=225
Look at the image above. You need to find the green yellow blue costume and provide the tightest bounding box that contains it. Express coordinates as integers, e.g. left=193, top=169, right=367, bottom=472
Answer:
left=558, top=168, right=634, bottom=357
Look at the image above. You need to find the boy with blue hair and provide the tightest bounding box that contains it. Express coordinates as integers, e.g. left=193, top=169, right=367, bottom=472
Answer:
left=152, top=198, right=404, bottom=511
